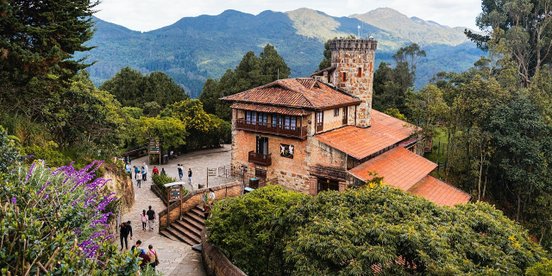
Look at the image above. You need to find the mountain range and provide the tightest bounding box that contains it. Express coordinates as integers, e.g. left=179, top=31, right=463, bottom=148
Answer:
left=80, top=8, right=485, bottom=97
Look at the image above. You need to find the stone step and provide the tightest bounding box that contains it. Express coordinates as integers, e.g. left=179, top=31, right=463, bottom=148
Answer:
left=176, top=217, right=203, bottom=234
left=164, top=226, right=199, bottom=246
left=190, top=206, right=205, bottom=217
left=171, top=221, right=201, bottom=245
left=185, top=210, right=205, bottom=225
left=160, top=230, right=179, bottom=241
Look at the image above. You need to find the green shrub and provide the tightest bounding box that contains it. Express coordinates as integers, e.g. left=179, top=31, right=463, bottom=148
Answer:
left=207, top=185, right=546, bottom=275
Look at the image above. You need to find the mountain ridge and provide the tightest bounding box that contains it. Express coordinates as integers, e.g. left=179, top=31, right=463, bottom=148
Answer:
left=82, top=8, right=484, bottom=97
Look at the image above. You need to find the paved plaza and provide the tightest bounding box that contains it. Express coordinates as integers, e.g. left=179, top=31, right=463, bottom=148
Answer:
left=118, top=145, right=235, bottom=275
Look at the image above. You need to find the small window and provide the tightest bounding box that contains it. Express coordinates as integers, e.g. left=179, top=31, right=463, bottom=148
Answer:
left=316, top=112, right=324, bottom=131
left=342, top=72, right=347, bottom=82
left=357, top=67, right=362, bottom=77
left=334, top=108, right=340, bottom=117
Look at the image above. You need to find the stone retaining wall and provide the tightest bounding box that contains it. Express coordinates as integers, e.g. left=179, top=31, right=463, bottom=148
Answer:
left=201, top=231, right=246, bottom=276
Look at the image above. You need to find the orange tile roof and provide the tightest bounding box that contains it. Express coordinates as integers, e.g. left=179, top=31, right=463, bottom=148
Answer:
left=349, top=147, right=437, bottom=191
left=221, top=78, right=361, bottom=110
left=316, top=110, right=416, bottom=160
left=408, top=176, right=471, bottom=206
left=230, top=103, right=309, bottom=116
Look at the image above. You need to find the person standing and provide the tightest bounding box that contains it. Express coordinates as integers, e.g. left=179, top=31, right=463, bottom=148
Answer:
left=136, top=177, right=142, bottom=188
left=140, top=210, right=147, bottom=231
left=146, top=206, right=156, bottom=231
left=188, top=168, right=193, bottom=186
left=153, top=166, right=159, bottom=175
left=161, top=168, right=167, bottom=176
left=177, top=164, right=184, bottom=181
left=147, top=244, right=159, bottom=271
left=125, top=163, right=131, bottom=176
left=142, top=163, right=148, bottom=181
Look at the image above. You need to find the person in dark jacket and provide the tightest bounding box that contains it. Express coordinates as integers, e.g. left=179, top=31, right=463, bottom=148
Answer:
left=119, top=221, right=133, bottom=250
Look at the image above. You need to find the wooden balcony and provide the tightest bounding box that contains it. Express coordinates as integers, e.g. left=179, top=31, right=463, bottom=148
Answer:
left=236, top=119, right=308, bottom=140
left=248, top=151, right=272, bottom=166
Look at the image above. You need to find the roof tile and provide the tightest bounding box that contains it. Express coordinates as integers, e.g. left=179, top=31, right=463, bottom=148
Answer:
left=409, top=176, right=471, bottom=206
left=316, top=110, right=416, bottom=160
left=349, top=147, right=437, bottom=191
left=221, top=78, right=361, bottom=109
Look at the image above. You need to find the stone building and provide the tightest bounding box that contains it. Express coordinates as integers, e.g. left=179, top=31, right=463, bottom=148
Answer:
left=222, top=38, right=469, bottom=206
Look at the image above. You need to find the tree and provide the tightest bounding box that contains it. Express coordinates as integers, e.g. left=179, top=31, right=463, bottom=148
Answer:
left=467, top=0, right=552, bottom=86
left=259, top=44, right=291, bottom=84
left=208, top=185, right=546, bottom=275
left=0, top=0, right=97, bottom=84
left=100, top=67, right=188, bottom=109
left=393, top=43, right=426, bottom=77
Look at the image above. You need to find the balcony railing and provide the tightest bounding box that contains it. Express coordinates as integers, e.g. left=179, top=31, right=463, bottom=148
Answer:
left=248, top=151, right=272, bottom=166
left=236, top=119, right=308, bottom=140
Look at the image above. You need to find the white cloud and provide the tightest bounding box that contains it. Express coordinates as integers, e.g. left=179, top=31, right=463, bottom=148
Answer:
left=95, top=0, right=482, bottom=32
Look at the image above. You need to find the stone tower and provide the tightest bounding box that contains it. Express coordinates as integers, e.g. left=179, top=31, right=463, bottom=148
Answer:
left=329, top=38, right=377, bottom=128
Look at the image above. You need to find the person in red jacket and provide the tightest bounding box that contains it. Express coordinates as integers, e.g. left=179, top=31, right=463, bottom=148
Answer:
left=152, top=166, right=159, bottom=175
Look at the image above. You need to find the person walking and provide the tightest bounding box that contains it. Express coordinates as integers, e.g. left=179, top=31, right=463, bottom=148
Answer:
left=125, top=163, right=131, bottom=176
left=136, top=176, right=142, bottom=188
left=134, top=166, right=140, bottom=179
left=147, top=244, right=159, bottom=271
left=146, top=206, right=156, bottom=231
left=142, top=163, right=148, bottom=181
left=140, top=210, right=147, bottom=231
left=188, top=168, right=193, bottom=186
left=119, top=221, right=133, bottom=250
left=177, top=164, right=184, bottom=181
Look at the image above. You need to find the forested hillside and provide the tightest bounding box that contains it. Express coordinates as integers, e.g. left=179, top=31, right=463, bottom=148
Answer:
left=81, top=8, right=484, bottom=97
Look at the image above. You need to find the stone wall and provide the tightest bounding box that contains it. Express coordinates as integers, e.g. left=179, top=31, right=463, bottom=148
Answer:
left=231, top=130, right=310, bottom=191
left=159, top=181, right=242, bottom=230
left=329, top=38, right=377, bottom=128
left=202, top=231, right=246, bottom=276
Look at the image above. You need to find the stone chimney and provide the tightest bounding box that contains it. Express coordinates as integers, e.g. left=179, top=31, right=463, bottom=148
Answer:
left=329, top=38, right=377, bottom=128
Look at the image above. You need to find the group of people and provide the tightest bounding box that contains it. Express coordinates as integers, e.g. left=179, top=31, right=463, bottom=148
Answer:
left=119, top=205, right=159, bottom=271
left=125, top=162, right=149, bottom=188
left=131, top=240, right=159, bottom=271
left=140, top=206, right=157, bottom=231
left=177, top=164, right=193, bottom=185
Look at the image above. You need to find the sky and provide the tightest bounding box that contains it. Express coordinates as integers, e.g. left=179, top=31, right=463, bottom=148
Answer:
left=95, top=0, right=482, bottom=32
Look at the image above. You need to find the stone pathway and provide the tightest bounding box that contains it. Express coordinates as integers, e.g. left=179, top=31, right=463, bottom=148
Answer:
left=118, top=145, right=236, bottom=275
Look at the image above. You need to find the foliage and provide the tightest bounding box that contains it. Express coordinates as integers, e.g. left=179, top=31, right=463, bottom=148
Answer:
left=526, top=258, right=552, bottom=276
left=0, top=161, right=140, bottom=274
left=100, top=67, right=188, bottom=110
left=199, top=44, right=291, bottom=120
left=208, top=185, right=546, bottom=275
left=207, top=185, right=307, bottom=275
left=0, top=126, right=19, bottom=172
left=152, top=173, right=177, bottom=194
left=136, top=116, right=187, bottom=152
left=160, top=99, right=231, bottom=149
left=0, top=0, right=96, bottom=84
left=466, top=0, right=552, bottom=86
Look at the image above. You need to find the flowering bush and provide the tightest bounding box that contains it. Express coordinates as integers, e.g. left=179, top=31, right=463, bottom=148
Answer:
left=0, top=161, right=140, bottom=275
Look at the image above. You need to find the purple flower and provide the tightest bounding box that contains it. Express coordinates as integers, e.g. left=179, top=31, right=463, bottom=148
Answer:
left=11, top=196, right=16, bottom=205
left=37, top=181, right=51, bottom=196
left=25, top=162, right=36, bottom=183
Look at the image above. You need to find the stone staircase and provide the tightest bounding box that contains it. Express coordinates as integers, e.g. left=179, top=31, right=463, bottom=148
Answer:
left=160, top=206, right=205, bottom=246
